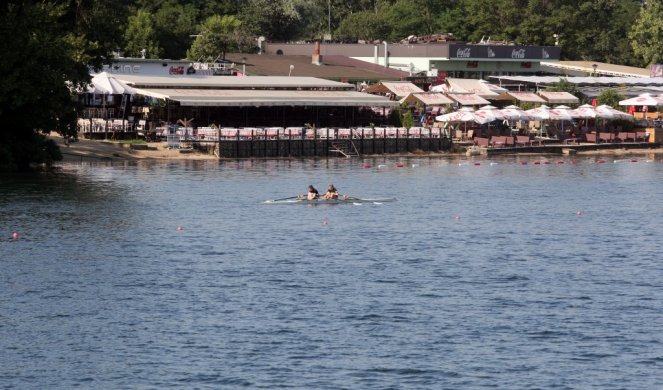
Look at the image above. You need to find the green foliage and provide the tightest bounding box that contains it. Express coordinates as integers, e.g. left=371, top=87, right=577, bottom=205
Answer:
left=187, top=15, right=245, bottom=61
left=152, top=1, right=197, bottom=59
left=124, top=9, right=163, bottom=58
left=335, top=10, right=391, bottom=42
left=629, top=1, right=663, bottom=66
left=596, top=88, right=624, bottom=108
left=545, top=78, right=579, bottom=96
left=238, top=0, right=310, bottom=42
left=402, top=110, right=414, bottom=128
left=388, top=108, right=402, bottom=126
left=385, top=0, right=447, bottom=40
left=0, top=1, right=113, bottom=170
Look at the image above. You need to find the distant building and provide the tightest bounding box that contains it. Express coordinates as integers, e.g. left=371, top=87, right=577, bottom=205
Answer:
left=265, top=41, right=562, bottom=83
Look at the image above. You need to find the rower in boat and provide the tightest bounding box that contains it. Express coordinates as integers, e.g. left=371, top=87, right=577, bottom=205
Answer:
left=298, top=185, right=320, bottom=200
left=322, top=184, right=339, bottom=200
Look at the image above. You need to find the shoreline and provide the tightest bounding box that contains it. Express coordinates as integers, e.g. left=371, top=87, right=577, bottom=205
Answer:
left=50, top=133, right=218, bottom=162
left=50, top=133, right=663, bottom=163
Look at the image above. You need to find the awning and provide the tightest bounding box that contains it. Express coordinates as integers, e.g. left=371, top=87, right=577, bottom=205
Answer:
left=498, top=91, right=547, bottom=103
left=400, top=92, right=454, bottom=106
left=446, top=93, right=490, bottom=106
left=365, top=81, right=424, bottom=97
left=133, top=88, right=399, bottom=107
left=446, top=78, right=507, bottom=98
left=538, top=91, right=580, bottom=104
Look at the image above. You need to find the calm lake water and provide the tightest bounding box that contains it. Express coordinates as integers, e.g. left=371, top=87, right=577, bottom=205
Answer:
left=2, top=155, right=663, bottom=389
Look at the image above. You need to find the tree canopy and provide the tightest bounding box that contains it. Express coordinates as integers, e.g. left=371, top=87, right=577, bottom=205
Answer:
left=0, top=1, right=122, bottom=170
left=0, top=0, right=657, bottom=170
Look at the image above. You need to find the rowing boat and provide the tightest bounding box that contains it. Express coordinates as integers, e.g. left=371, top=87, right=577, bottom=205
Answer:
left=263, top=196, right=396, bottom=205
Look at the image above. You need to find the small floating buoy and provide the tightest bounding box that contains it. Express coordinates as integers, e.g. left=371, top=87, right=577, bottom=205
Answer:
left=378, top=164, right=387, bottom=168
left=597, top=159, right=606, bottom=164
left=576, top=210, right=582, bottom=216
left=11, top=232, right=19, bottom=240
left=473, top=162, right=481, bottom=166
left=454, top=215, right=461, bottom=220
left=630, top=159, right=637, bottom=163
left=520, top=161, right=527, bottom=165
left=322, top=219, right=329, bottom=225
left=556, top=161, right=564, bottom=164
left=363, top=163, right=371, bottom=169
left=411, top=163, right=419, bottom=168
left=490, top=162, right=498, bottom=166
left=395, top=162, right=404, bottom=167
left=543, top=161, right=551, bottom=165
left=176, top=226, right=183, bottom=231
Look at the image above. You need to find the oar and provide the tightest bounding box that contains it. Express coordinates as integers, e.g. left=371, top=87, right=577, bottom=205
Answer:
left=267, top=195, right=300, bottom=202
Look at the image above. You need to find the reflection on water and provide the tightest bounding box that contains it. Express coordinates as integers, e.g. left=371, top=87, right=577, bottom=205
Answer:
left=1, top=157, right=663, bottom=388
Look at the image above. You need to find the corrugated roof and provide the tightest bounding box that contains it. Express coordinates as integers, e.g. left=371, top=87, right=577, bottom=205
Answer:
left=502, top=91, right=547, bottom=103
left=400, top=92, right=454, bottom=106
left=446, top=78, right=507, bottom=97
left=112, top=74, right=354, bottom=89
left=446, top=93, right=490, bottom=106
left=223, top=53, right=408, bottom=81
left=538, top=91, right=579, bottom=104
left=364, top=81, right=424, bottom=97
left=491, top=75, right=663, bottom=86
left=541, top=61, right=651, bottom=77
left=133, top=88, right=399, bottom=107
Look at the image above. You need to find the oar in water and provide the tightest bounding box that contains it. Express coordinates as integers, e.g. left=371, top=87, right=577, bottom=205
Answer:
left=266, top=195, right=300, bottom=203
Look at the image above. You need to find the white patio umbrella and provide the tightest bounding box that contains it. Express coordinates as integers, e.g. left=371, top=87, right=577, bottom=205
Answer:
left=549, top=105, right=576, bottom=135
left=525, top=105, right=556, bottom=137
left=500, top=105, right=535, bottom=121
left=473, top=105, right=505, bottom=125
left=436, top=110, right=477, bottom=123
left=573, top=104, right=602, bottom=119
left=436, top=108, right=479, bottom=135
left=88, top=72, right=137, bottom=138
left=596, top=105, right=634, bottom=121
left=618, top=93, right=663, bottom=107
left=88, top=72, right=137, bottom=94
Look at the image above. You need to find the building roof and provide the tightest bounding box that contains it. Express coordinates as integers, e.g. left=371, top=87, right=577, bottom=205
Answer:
left=538, top=91, right=579, bottom=104
left=110, top=74, right=354, bottom=90
left=541, top=61, right=651, bottom=77
left=446, top=93, right=490, bottom=106
left=133, top=88, right=399, bottom=107
left=400, top=93, right=454, bottom=106
left=446, top=78, right=507, bottom=97
left=364, top=81, right=424, bottom=97
left=499, top=91, right=547, bottom=103
left=223, top=53, right=409, bottom=82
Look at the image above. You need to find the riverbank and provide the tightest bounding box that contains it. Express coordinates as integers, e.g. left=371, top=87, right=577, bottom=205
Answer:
left=50, top=133, right=218, bottom=162
left=50, top=133, right=663, bottom=162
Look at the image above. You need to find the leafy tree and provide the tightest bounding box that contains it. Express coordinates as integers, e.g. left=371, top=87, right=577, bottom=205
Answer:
left=385, top=0, right=447, bottom=40
left=0, top=1, right=120, bottom=171
left=629, top=0, right=663, bottom=66
left=187, top=15, right=246, bottom=61
left=402, top=109, right=414, bottom=128
left=152, top=1, right=198, bottom=59
left=124, top=9, right=162, bottom=58
left=545, top=77, right=579, bottom=96
left=335, top=10, right=391, bottom=42
left=239, top=0, right=307, bottom=41
left=596, top=88, right=624, bottom=108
